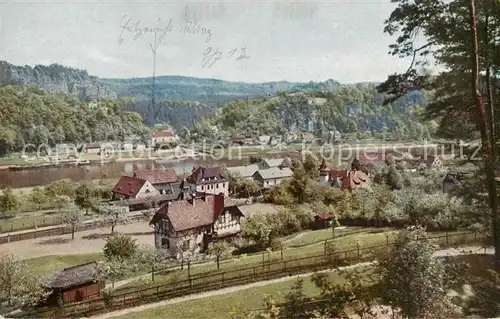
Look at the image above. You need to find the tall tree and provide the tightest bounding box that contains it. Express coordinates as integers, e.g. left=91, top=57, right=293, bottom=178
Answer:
left=0, top=251, right=52, bottom=307
left=62, top=206, right=85, bottom=240
left=377, top=0, right=500, bottom=264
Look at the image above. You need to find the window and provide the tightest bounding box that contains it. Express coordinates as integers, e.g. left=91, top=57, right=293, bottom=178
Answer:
left=222, top=183, right=225, bottom=188
left=216, top=183, right=219, bottom=188
left=161, top=238, right=170, bottom=249
left=266, top=181, right=269, bottom=185
left=201, top=185, right=205, bottom=190
left=145, top=189, right=151, bottom=193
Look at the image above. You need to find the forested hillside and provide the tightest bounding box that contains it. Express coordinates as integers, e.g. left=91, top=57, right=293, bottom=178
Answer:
left=188, top=84, right=435, bottom=140
left=0, top=86, right=148, bottom=156
left=0, top=61, right=433, bottom=134
left=124, top=100, right=213, bottom=128
left=99, top=76, right=342, bottom=105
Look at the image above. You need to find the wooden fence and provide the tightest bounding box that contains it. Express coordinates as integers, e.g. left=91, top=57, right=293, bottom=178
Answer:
left=33, top=230, right=488, bottom=318
left=0, top=215, right=149, bottom=245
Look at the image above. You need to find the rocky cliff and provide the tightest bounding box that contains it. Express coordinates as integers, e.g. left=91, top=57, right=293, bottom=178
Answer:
left=0, top=61, right=117, bottom=100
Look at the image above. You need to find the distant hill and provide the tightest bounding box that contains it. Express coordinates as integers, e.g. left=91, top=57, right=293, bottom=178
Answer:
left=0, top=61, right=341, bottom=105
left=0, top=61, right=428, bottom=133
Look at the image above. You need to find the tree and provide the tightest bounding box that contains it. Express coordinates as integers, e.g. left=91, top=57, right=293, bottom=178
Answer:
left=103, top=235, right=138, bottom=262
left=0, top=187, right=20, bottom=216
left=95, top=258, right=131, bottom=289
left=135, top=245, right=172, bottom=282
left=207, top=240, right=231, bottom=269
left=377, top=0, right=500, bottom=264
left=0, top=251, right=51, bottom=307
left=302, top=153, right=320, bottom=179
left=378, top=226, right=453, bottom=318
left=241, top=213, right=273, bottom=249
left=97, top=204, right=128, bottom=234
left=44, top=179, right=75, bottom=198
left=29, top=187, right=47, bottom=211
left=54, top=195, right=71, bottom=214
left=62, top=206, right=85, bottom=240
left=74, top=182, right=97, bottom=215
left=233, top=179, right=261, bottom=198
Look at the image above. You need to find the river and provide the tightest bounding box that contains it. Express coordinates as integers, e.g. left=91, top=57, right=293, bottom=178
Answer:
left=0, top=158, right=253, bottom=188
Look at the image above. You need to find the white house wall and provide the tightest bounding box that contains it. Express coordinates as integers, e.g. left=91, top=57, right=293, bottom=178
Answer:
left=136, top=180, right=160, bottom=198
left=196, top=183, right=229, bottom=196
left=214, top=210, right=241, bottom=236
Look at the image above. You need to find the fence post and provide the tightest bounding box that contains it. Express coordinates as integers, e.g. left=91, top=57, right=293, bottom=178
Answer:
left=280, top=249, right=283, bottom=261
left=156, top=286, right=159, bottom=297
left=323, top=240, right=327, bottom=257
left=357, top=242, right=360, bottom=260
left=474, top=231, right=477, bottom=241
left=446, top=232, right=449, bottom=245
left=283, top=260, right=286, bottom=270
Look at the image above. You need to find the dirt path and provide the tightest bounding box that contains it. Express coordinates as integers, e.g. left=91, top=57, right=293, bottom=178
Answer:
left=91, top=245, right=494, bottom=319
left=1, top=222, right=155, bottom=260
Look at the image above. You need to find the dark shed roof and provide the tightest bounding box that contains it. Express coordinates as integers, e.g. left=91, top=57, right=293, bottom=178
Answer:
left=50, top=262, right=98, bottom=289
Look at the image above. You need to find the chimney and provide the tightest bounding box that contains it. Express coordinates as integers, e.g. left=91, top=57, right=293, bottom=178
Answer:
left=213, top=193, right=225, bottom=216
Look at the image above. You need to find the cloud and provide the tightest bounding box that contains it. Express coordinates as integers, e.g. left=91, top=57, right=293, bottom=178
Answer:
left=87, top=47, right=119, bottom=64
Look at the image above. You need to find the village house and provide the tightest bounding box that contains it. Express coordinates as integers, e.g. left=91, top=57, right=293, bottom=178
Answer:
left=133, top=169, right=179, bottom=195
left=83, top=143, right=101, bottom=154
left=151, top=130, right=179, bottom=146
left=327, top=170, right=346, bottom=188
left=284, top=132, right=298, bottom=143
left=418, top=155, right=443, bottom=170
left=318, top=158, right=331, bottom=184
left=112, top=178, right=198, bottom=211
left=301, top=132, right=315, bottom=143
left=353, top=152, right=388, bottom=176
left=111, top=175, right=159, bottom=201
left=252, top=167, right=294, bottom=189
left=187, top=166, right=229, bottom=197
left=258, top=158, right=286, bottom=170
left=226, top=164, right=259, bottom=180
left=46, top=262, right=103, bottom=305
left=149, top=193, right=244, bottom=258
left=342, top=159, right=371, bottom=191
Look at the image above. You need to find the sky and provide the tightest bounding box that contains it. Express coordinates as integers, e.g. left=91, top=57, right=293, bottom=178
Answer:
left=0, top=0, right=416, bottom=84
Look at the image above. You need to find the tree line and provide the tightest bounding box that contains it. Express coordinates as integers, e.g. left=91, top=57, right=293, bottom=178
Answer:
left=0, top=86, right=148, bottom=156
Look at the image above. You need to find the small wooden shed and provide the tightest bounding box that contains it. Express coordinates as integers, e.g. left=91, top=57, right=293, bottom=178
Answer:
left=47, top=262, right=103, bottom=305
left=314, top=212, right=333, bottom=229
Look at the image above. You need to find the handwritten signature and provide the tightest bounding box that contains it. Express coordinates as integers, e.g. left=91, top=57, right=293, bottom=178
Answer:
left=202, top=47, right=251, bottom=68
left=118, top=15, right=174, bottom=51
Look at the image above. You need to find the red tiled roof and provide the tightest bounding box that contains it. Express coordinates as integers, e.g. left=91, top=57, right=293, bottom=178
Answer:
left=112, top=176, right=147, bottom=197
left=341, top=170, right=370, bottom=190
left=133, top=169, right=178, bottom=184
left=328, top=170, right=347, bottom=181
left=150, top=194, right=226, bottom=231
left=187, top=166, right=228, bottom=185
left=315, top=212, right=332, bottom=220
left=152, top=130, right=175, bottom=138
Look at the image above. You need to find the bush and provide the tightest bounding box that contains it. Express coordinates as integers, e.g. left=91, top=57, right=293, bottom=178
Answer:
left=103, top=235, right=138, bottom=261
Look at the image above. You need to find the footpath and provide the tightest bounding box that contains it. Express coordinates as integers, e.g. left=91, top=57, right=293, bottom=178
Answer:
left=91, top=245, right=494, bottom=319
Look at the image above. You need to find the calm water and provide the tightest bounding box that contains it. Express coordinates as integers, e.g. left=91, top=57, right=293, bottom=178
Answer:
left=0, top=158, right=251, bottom=188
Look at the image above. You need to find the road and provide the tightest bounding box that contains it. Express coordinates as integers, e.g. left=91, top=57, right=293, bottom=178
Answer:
left=90, top=245, right=494, bottom=319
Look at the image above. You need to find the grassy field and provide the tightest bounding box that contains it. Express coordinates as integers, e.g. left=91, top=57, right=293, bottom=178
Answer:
left=112, top=271, right=348, bottom=319
left=112, top=253, right=494, bottom=319
left=24, top=253, right=103, bottom=277
left=113, top=228, right=472, bottom=295
left=113, top=228, right=434, bottom=293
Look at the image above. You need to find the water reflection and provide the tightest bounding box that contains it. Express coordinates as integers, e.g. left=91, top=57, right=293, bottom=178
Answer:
left=0, top=158, right=249, bottom=188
